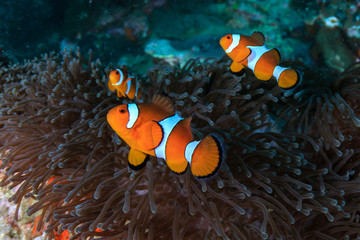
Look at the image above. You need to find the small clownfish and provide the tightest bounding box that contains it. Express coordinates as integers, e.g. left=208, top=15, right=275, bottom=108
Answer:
left=220, top=31, right=301, bottom=90
left=106, top=95, right=224, bottom=178
left=108, top=67, right=142, bottom=99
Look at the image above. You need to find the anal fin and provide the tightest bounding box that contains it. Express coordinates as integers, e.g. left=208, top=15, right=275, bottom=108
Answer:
left=117, top=90, right=125, bottom=98
left=128, top=148, right=149, bottom=171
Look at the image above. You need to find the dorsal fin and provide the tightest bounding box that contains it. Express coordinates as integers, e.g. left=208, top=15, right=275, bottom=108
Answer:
left=120, top=65, right=129, bottom=79
left=152, top=95, right=175, bottom=114
left=250, top=31, right=265, bottom=45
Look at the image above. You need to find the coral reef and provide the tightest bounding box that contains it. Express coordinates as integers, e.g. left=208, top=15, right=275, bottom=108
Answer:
left=1, top=49, right=360, bottom=239
left=0, top=171, right=39, bottom=240
left=301, top=0, right=360, bottom=72
left=2, top=0, right=358, bottom=75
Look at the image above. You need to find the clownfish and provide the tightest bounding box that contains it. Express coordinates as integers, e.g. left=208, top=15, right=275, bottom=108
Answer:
left=107, top=95, right=224, bottom=178
left=220, top=31, right=301, bottom=90
left=108, top=66, right=142, bottom=99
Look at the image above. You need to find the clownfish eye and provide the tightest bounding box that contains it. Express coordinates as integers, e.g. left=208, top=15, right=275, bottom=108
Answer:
left=116, top=71, right=119, bottom=75
left=226, top=35, right=231, bottom=39
left=119, top=109, right=126, bottom=113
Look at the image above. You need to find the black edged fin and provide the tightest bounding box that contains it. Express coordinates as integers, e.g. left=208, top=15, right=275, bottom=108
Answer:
left=231, top=66, right=246, bottom=76
left=136, top=120, right=163, bottom=150
left=239, top=48, right=252, bottom=62
left=281, top=69, right=302, bottom=91
left=230, top=61, right=245, bottom=73
left=250, top=31, right=265, bottom=45
left=128, top=148, right=149, bottom=171
left=170, top=163, right=189, bottom=175
left=195, top=134, right=225, bottom=180
left=152, top=94, right=175, bottom=114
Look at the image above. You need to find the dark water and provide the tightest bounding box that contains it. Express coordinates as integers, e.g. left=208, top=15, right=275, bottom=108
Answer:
left=1, top=0, right=358, bottom=73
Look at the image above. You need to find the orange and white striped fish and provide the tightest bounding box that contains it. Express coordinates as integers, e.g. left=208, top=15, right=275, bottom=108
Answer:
left=108, top=66, right=142, bottom=99
left=107, top=95, right=224, bottom=178
left=220, top=31, right=301, bottom=90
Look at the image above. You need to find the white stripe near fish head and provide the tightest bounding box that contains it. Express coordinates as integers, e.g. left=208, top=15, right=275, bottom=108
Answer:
left=127, top=103, right=139, bottom=129
left=114, top=68, right=124, bottom=86
left=225, top=34, right=240, bottom=54
left=185, top=140, right=200, bottom=164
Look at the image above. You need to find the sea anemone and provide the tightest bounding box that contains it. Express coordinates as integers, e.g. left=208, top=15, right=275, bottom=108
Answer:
left=0, top=51, right=359, bottom=239
left=272, top=62, right=360, bottom=157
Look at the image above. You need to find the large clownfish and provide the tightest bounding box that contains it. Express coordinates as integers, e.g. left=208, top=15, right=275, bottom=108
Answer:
left=220, top=31, right=301, bottom=90
left=107, top=95, right=224, bottom=178
left=108, top=66, right=142, bottom=99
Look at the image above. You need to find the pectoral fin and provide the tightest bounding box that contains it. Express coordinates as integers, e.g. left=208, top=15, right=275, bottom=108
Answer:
left=136, top=121, right=163, bottom=150
left=233, top=47, right=252, bottom=64
left=116, top=88, right=126, bottom=98
left=128, top=148, right=149, bottom=170
left=230, top=61, right=245, bottom=73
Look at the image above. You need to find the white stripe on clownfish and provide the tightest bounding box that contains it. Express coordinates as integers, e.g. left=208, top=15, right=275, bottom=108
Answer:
left=273, top=66, right=289, bottom=82
left=154, top=114, right=183, bottom=161
left=247, top=45, right=270, bottom=71
left=114, top=68, right=124, bottom=86
left=126, top=78, right=132, bottom=95
left=185, top=140, right=200, bottom=164
left=225, top=34, right=240, bottom=54
left=127, top=103, right=139, bottom=129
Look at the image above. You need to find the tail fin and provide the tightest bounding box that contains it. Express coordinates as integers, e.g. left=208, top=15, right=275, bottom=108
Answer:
left=189, top=134, right=224, bottom=178
left=275, top=67, right=301, bottom=90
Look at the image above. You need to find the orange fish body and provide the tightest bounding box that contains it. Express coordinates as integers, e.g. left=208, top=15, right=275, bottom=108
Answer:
left=220, top=31, right=301, bottom=90
left=108, top=66, right=142, bottom=99
left=107, top=95, right=224, bottom=178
